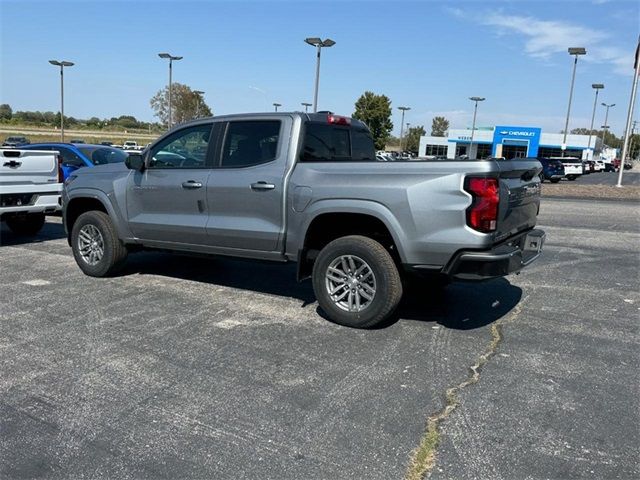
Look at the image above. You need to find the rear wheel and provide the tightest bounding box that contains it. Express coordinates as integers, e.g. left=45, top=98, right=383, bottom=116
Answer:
left=550, top=178, right=561, bottom=183
left=5, top=213, right=45, bottom=236
left=567, top=175, right=577, bottom=181
left=71, top=210, right=128, bottom=277
left=312, top=235, right=402, bottom=328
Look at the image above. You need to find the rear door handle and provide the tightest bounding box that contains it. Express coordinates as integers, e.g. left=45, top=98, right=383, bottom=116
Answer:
left=251, top=181, right=275, bottom=191
left=182, top=181, right=203, bottom=189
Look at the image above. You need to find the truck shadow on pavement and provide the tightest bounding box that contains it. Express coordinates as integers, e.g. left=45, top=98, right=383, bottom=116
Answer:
left=122, top=252, right=522, bottom=331
left=0, top=218, right=67, bottom=247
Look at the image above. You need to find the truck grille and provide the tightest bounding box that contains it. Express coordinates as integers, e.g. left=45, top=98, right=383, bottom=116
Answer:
left=1, top=193, right=36, bottom=207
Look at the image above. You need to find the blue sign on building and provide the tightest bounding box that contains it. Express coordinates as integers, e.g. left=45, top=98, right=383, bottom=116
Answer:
left=492, top=126, right=542, bottom=157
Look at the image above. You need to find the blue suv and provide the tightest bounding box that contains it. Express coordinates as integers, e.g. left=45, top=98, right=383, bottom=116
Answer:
left=21, top=143, right=128, bottom=180
left=536, top=157, right=565, bottom=183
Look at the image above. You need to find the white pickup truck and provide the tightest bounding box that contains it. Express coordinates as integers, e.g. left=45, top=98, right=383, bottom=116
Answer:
left=1, top=149, right=62, bottom=235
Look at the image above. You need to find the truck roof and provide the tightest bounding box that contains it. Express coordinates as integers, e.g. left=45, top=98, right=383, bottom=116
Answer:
left=171, top=112, right=369, bottom=131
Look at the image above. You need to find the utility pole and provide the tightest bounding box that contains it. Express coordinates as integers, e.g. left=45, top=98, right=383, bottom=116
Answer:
left=562, top=47, right=587, bottom=156
left=398, top=106, right=410, bottom=151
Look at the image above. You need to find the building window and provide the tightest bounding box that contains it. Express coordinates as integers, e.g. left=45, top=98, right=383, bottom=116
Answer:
left=455, top=145, right=468, bottom=157
left=538, top=147, right=583, bottom=158
left=476, top=144, right=493, bottom=159
left=425, top=144, right=448, bottom=156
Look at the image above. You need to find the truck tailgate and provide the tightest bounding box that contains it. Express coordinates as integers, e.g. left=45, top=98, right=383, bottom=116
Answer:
left=495, top=159, right=542, bottom=242
left=1, top=149, right=59, bottom=186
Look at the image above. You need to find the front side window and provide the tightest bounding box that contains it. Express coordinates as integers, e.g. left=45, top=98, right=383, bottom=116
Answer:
left=221, top=121, right=281, bottom=168
left=149, top=124, right=212, bottom=169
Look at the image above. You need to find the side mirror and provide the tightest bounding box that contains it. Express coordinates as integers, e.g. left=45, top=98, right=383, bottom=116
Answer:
left=125, top=152, right=145, bottom=171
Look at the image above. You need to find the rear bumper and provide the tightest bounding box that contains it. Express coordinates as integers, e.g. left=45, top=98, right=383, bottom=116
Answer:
left=0, top=184, right=62, bottom=217
left=442, top=229, right=545, bottom=281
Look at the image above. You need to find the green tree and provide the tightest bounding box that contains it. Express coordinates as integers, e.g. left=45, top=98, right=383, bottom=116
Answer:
left=0, top=104, right=12, bottom=121
left=431, top=116, right=449, bottom=136
left=352, top=91, right=393, bottom=150
left=150, top=83, right=213, bottom=126
left=405, top=125, right=426, bottom=154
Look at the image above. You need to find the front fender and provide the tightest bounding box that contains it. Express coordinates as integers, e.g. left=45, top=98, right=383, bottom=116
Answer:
left=65, top=187, right=135, bottom=242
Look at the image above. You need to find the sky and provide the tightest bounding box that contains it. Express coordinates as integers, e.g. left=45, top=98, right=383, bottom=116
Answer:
left=1, top=0, right=638, bottom=137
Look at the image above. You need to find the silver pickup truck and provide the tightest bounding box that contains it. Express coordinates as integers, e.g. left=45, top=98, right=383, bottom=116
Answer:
left=62, top=112, right=545, bottom=328
left=1, top=149, right=62, bottom=235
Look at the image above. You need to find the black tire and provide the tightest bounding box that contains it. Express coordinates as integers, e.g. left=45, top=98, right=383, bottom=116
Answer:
left=567, top=175, right=577, bottom=181
left=312, top=235, right=402, bottom=328
left=550, top=178, right=560, bottom=183
left=538, top=174, right=545, bottom=183
left=5, top=213, right=45, bottom=236
left=71, top=210, right=128, bottom=277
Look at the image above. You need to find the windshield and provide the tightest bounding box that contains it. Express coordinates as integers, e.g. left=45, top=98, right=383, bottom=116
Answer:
left=78, top=146, right=128, bottom=165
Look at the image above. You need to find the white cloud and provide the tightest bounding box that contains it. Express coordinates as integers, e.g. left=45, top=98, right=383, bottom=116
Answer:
left=449, top=9, right=633, bottom=75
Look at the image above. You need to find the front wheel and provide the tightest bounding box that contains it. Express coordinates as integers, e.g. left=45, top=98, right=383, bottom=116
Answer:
left=71, top=210, right=128, bottom=277
left=5, top=213, right=45, bottom=236
left=567, top=175, right=577, bottom=181
left=312, top=235, right=403, bottom=328
left=550, top=178, right=561, bottom=183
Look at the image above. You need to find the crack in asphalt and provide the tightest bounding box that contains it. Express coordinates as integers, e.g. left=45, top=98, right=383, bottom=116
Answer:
left=405, top=296, right=528, bottom=480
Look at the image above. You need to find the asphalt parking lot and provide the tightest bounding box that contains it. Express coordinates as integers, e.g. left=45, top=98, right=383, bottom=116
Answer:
left=568, top=170, right=640, bottom=186
left=1, top=198, right=639, bottom=479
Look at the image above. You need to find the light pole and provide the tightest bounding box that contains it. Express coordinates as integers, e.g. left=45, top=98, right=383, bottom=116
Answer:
left=469, top=96, right=485, bottom=159
left=587, top=84, right=604, bottom=158
left=48, top=60, right=74, bottom=142
left=301, top=102, right=312, bottom=113
left=273, top=102, right=281, bottom=112
left=600, top=102, right=615, bottom=151
left=562, top=47, right=587, bottom=156
left=398, top=106, right=410, bottom=151
left=304, top=37, right=336, bottom=113
left=194, top=90, right=205, bottom=118
left=616, top=35, right=640, bottom=187
left=158, top=53, right=183, bottom=129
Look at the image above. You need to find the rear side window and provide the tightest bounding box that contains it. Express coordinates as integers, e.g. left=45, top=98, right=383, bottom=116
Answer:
left=302, top=124, right=374, bottom=162
left=221, top=121, right=281, bottom=168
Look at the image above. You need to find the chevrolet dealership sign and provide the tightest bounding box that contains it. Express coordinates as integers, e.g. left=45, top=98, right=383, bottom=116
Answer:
left=493, top=126, right=542, bottom=157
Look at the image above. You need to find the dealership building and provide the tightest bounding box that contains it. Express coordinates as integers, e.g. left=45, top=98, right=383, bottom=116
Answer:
left=419, top=126, right=601, bottom=160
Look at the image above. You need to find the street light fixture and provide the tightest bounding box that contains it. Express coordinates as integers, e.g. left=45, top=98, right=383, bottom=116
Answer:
left=194, top=90, right=205, bottom=118
left=304, top=37, right=336, bottom=112
left=587, top=84, right=604, bottom=157
left=48, top=59, right=74, bottom=142
left=562, top=47, right=587, bottom=156
left=158, top=52, right=183, bottom=129
left=398, top=106, right=410, bottom=151
left=273, top=102, right=282, bottom=112
left=301, top=102, right=312, bottom=113
left=600, top=102, right=615, bottom=150
left=469, top=96, right=485, bottom=159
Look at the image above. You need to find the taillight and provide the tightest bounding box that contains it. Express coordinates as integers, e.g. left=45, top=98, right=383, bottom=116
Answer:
left=57, top=155, right=64, bottom=183
left=465, top=177, right=499, bottom=233
left=327, top=114, right=350, bottom=125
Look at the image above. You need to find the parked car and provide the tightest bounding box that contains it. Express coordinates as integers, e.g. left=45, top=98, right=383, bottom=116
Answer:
left=1, top=148, right=62, bottom=235
left=62, top=112, right=545, bottom=328
left=603, top=161, right=616, bottom=172
left=552, top=156, right=582, bottom=180
left=100, top=141, right=114, bottom=146
left=536, top=157, right=565, bottom=183
left=21, top=143, right=128, bottom=181
left=613, top=158, right=633, bottom=171
left=2, top=136, right=31, bottom=147
left=593, top=160, right=605, bottom=172
left=583, top=160, right=595, bottom=174
left=122, top=141, right=138, bottom=150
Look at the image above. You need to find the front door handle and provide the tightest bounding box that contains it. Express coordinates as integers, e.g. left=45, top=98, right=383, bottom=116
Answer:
left=182, top=181, right=203, bottom=189
left=251, top=181, right=275, bottom=191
